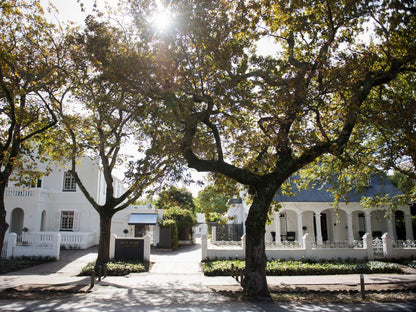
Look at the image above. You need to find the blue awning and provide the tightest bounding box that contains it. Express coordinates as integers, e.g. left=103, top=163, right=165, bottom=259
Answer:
left=128, top=213, right=158, bottom=225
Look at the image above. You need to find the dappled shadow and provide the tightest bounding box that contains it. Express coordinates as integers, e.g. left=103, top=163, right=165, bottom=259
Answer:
left=2, top=246, right=98, bottom=276
left=151, top=243, right=201, bottom=256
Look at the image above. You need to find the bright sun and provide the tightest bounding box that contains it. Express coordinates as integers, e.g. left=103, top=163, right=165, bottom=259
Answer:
left=152, top=0, right=174, bottom=34
left=152, top=9, right=171, bottom=32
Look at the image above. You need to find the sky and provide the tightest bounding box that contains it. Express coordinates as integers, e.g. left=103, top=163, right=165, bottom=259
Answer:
left=41, top=0, right=119, bottom=25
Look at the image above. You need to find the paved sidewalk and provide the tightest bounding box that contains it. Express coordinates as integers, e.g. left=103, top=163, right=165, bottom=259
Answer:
left=1, top=244, right=416, bottom=291
left=1, top=244, right=416, bottom=311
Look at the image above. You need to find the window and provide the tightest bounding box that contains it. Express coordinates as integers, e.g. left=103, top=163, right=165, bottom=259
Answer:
left=63, top=171, right=76, bottom=191
left=60, top=211, right=74, bottom=231
left=30, top=178, right=42, bottom=188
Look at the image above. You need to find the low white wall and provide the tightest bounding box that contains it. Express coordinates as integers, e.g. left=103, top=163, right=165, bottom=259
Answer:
left=207, top=248, right=245, bottom=260
left=201, top=233, right=416, bottom=261
left=6, top=232, right=61, bottom=260
left=266, top=249, right=305, bottom=260
left=392, top=248, right=416, bottom=259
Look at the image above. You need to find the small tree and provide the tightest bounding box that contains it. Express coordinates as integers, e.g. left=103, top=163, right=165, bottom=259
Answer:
left=163, top=205, right=196, bottom=241
left=196, top=185, right=231, bottom=223
left=59, top=16, right=181, bottom=264
left=155, top=186, right=196, bottom=213
left=0, top=0, right=69, bottom=252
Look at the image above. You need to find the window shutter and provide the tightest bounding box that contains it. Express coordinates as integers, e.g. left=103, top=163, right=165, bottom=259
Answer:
left=73, top=211, right=80, bottom=231
left=54, top=211, right=61, bottom=231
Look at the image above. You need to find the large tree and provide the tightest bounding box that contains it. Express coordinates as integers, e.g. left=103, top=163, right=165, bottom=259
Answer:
left=59, top=15, right=181, bottom=264
left=132, top=0, right=416, bottom=300
left=0, top=0, right=68, bottom=253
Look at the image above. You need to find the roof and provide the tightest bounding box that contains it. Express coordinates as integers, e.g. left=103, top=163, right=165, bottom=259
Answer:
left=128, top=213, right=158, bottom=225
left=275, top=174, right=403, bottom=203
left=227, top=198, right=242, bottom=205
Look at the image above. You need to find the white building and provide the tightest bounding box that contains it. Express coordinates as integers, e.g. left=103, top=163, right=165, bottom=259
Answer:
left=226, top=175, right=415, bottom=245
left=4, top=158, right=162, bottom=249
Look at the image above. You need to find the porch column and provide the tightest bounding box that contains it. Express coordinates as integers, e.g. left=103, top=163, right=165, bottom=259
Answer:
left=365, top=211, right=372, bottom=238
left=274, top=212, right=281, bottom=244
left=314, top=213, right=323, bottom=245
left=405, top=213, right=414, bottom=240
left=347, top=212, right=354, bottom=245
left=297, top=212, right=303, bottom=245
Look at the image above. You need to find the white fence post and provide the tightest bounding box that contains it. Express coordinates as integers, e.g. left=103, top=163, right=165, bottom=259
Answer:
left=144, top=234, right=151, bottom=261
left=382, top=232, right=393, bottom=259
left=212, top=226, right=217, bottom=243
left=110, top=234, right=117, bottom=260
left=54, top=233, right=61, bottom=260
left=201, top=234, right=208, bottom=260
left=362, top=233, right=373, bottom=260
left=7, top=233, right=17, bottom=259
left=303, top=233, right=312, bottom=258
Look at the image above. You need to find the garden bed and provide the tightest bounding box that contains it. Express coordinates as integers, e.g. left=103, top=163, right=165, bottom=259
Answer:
left=0, top=257, right=56, bottom=274
left=202, top=259, right=404, bottom=276
left=78, top=260, right=149, bottom=276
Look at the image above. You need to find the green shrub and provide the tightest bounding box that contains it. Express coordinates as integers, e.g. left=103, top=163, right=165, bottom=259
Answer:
left=78, top=260, right=149, bottom=276
left=407, top=260, right=416, bottom=269
left=202, top=259, right=403, bottom=276
left=203, top=259, right=245, bottom=276
left=0, top=256, right=55, bottom=274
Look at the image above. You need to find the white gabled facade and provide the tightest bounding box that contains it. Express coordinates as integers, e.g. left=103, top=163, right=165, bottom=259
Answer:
left=4, top=158, right=161, bottom=248
left=226, top=175, right=415, bottom=245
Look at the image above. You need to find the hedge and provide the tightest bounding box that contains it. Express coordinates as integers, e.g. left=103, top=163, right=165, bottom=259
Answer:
left=79, top=260, right=149, bottom=276
left=202, top=259, right=403, bottom=276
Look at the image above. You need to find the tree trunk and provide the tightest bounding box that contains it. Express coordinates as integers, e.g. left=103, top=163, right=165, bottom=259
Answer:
left=0, top=184, right=9, bottom=257
left=243, top=186, right=277, bottom=301
left=96, top=213, right=113, bottom=265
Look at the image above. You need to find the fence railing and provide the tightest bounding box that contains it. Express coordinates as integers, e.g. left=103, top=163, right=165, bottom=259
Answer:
left=394, top=240, right=416, bottom=248
left=60, top=232, right=96, bottom=249
left=16, top=232, right=55, bottom=248
left=5, top=188, right=35, bottom=197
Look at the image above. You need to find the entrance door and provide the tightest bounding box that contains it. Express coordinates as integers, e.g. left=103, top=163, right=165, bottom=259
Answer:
left=10, top=208, right=24, bottom=235
left=395, top=210, right=406, bottom=240
left=313, top=213, right=328, bottom=242
left=321, top=213, right=328, bottom=242
left=134, top=224, right=147, bottom=237
left=40, top=210, right=46, bottom=231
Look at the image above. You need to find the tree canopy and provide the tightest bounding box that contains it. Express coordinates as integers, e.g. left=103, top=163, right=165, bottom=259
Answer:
left=58, top=15, right=183, bottom=263
left=0, top=0, right=70, bottom=252
left=131, top=0, right=416, bottom=300
left=155, top=186, right=196, bottom=212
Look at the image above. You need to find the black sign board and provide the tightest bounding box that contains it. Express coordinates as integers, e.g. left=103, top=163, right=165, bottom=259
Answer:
left=114, top=238, right=144, bottom=260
